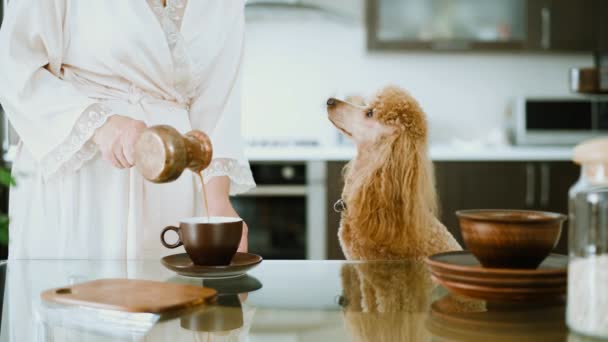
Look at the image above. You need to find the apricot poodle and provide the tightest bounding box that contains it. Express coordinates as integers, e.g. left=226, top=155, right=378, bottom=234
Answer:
left=327, top=86, right=461, bottom=260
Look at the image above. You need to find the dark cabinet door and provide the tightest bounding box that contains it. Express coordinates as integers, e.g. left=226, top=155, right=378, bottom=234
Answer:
left=326, top=161, right=579, bottom=259
left=326, top=162, right=347, bottom=260
left=536, top=162, right=579, bottom=214
left=536, top=161, right=580, bottom=253
left=598, top=1, right=608, bottom=53
left=435, top=161, right=578, bottom=254
left=527, top=0, right=598, bottom=52
left=435, top=162, right=532, bottom=246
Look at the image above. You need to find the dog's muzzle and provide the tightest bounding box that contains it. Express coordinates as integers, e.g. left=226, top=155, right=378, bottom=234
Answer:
left=333, top=199, right=347, bottom=213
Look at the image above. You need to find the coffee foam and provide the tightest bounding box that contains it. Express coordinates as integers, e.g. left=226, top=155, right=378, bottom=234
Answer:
left=181, top=216, right=242, bottom=224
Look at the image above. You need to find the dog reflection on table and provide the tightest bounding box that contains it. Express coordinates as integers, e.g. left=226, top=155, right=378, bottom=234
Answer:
left=340, top=262, right=434, bottom=342
left=327, top=86, right=461, bottom=260
left=340, top=262, right=485, bottom=342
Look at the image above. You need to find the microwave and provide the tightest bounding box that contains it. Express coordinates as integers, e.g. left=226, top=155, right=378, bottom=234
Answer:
left=512, top=97, right=608, bottom=145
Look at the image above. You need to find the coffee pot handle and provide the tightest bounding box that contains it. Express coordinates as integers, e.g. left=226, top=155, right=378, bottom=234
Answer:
left=161, top=226, right=183, bottom=249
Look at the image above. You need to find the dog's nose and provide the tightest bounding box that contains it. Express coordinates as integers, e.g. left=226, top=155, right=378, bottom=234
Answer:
left=327, top=98, right=336, bottom=106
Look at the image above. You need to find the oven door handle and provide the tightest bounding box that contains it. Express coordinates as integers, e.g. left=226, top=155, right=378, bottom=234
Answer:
left=235, top=185, right=308, bottom=197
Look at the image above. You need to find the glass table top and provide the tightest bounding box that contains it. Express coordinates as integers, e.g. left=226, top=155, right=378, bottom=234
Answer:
left=0, top=259, right=597, bottom=341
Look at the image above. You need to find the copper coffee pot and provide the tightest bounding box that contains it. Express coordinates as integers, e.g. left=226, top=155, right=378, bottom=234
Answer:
left=134, top=125, right=213, bottom=183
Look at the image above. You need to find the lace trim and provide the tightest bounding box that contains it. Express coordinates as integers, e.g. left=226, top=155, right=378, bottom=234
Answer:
left=202, top=158, right=256, bottom=195
left=41, top=104, right=113, bottom=179
left=147, top=0, right=197, bottom=104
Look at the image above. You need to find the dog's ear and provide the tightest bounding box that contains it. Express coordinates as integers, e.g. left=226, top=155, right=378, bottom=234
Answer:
left=372, top=86, right=427, bottom=140
left=389, top=134, right=438, bottom=220
left=343, top=132, right=436, bottom=246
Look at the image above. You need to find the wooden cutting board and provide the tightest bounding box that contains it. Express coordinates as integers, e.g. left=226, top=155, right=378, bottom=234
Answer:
left=41, top=278, right=217, bottom=314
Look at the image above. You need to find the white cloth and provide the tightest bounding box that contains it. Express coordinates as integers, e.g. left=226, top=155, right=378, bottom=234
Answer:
left=0, top=0, right=256, bottom=259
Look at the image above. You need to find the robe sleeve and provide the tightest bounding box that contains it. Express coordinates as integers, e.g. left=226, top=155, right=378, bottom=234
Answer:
left=189, top=1, right=255, bottom=195
left=0, top=0, right=113, bottom=179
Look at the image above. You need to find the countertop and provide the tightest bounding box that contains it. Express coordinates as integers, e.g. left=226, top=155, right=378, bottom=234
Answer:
left=245, top=144, right=575, bottom=162
left=3, top=144, right=574, bottom=164
left=0, top=259, right=575, bottom=341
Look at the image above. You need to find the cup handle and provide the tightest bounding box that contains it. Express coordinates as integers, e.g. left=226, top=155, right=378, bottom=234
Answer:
left=161, top=226, right=183, bottom=249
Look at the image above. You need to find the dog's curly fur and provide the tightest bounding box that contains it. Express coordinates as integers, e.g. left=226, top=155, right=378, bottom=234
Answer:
left=330, top=86, right=461, bottom=260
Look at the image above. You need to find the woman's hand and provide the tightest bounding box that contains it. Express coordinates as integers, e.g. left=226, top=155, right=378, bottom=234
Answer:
left=205, top=176, right=248, bottom=253
left=93, top=115, right=146, bottom=169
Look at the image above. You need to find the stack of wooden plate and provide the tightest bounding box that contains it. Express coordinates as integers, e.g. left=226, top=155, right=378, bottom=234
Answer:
left=426, top=251, right=568, bottom=303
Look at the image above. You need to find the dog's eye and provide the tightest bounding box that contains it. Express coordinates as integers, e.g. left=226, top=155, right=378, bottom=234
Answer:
left=366, top=109, right=374, bottom=118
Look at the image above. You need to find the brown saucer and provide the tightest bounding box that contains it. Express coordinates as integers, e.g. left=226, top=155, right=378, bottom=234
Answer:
left=162, top=252, right=262, bottom=279
left=429, top=268, right=566, bottom=288
left=431, top=275, right=566, bottom=303
left=426, top=251, right=567, bottom=303
left=426, top=251, right=567, bottom=278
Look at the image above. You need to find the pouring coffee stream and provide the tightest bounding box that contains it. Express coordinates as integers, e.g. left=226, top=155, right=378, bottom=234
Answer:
left=134, top=125, right=213, bottom=221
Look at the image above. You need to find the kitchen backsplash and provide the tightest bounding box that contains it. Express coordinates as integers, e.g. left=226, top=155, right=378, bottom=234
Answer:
left=242, top=6, right=593, bottom=146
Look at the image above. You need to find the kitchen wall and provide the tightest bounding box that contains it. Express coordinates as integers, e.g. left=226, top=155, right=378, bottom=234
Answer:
left=242, top=1, right=593, bottom=145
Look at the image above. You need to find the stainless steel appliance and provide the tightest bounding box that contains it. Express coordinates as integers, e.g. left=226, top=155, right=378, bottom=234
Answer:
left=232, top=161, right=326, bottom=260
left=512, top=97, right=608, bottom=146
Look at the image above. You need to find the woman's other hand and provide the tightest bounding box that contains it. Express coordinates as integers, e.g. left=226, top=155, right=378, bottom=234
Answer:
left=93, top=115, right=146, bottom=169
left=205, top=175, right=248, bottom=253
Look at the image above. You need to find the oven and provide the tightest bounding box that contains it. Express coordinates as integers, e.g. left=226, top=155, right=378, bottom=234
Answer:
left=231, top=161, right=326, bottom=260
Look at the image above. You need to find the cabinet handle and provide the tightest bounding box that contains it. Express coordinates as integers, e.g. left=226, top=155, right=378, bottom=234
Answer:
left=525, top=164, right=535, bottom=208
left=541, top=7, right=551, bottom=50
left=540, top=163, right=550, bottom=208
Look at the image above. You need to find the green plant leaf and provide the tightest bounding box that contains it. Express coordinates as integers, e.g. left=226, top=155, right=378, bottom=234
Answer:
left=0, top=166, right=11, bottom=246
left=0, top=215, right=8, bottom=245
left=0, top=167, right=15, bottom=187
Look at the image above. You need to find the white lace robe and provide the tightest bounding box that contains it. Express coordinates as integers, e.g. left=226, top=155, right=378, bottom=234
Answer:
left=0, top=0, right=256, bottom=259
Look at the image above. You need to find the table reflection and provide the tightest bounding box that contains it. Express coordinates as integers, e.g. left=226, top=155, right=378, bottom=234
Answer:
left=339, top=261, right=485, bottom=341
left=428, top=295, right=567, bottom=341
left=0, top=259, right=580, bottom=341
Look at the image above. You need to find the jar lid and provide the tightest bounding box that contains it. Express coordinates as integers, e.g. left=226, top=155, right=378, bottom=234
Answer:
left=573, top=137, right=608, bottom=164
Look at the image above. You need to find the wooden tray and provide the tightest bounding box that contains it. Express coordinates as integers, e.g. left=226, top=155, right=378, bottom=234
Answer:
left=41, top=278, right=217, bottom=313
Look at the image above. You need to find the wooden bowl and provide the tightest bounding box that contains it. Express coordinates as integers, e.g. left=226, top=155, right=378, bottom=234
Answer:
left=456, top=210, right=566, bottom=269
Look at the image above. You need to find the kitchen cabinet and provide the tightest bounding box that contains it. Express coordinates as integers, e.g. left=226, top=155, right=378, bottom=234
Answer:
left=367, top=0, right=599, bottom=52
left=434, top=162, right=532, bottom=248
left=434, top=161, right=579, bottom=254
left=526, top=0, right=597, bottom=52
left=326, top=161, right=579, bottom=259
left=326, top=162, right=346, bottom=260
left=600, top=2, right=608, bottom=53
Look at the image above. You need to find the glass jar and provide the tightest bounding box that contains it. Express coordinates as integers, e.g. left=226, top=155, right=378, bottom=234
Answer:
left=567, top=138, right=608, bottom=338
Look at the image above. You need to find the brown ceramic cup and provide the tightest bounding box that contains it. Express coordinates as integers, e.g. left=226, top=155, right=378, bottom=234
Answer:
left=161, top=217, right=243, bottom=266
left=456, top=209, right=566, bottom=269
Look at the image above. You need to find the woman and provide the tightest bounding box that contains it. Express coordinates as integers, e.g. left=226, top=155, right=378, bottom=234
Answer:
left=0, top=0, right=255, bottom=259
